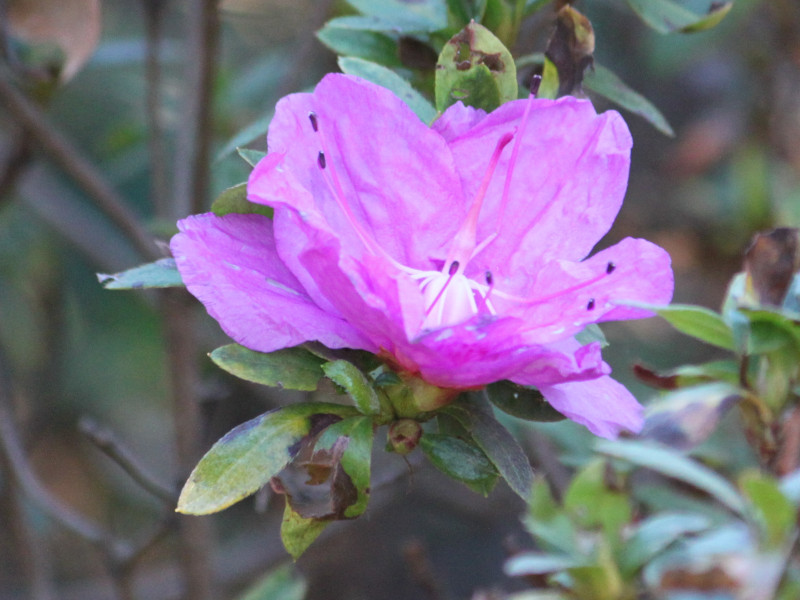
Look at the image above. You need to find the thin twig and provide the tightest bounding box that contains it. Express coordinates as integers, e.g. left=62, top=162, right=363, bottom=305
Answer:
left=79, top=417, right=177, bottom=505
left=172, top=0, right=220, bottom=217
left=774, top=404, right=800, bottom=476
left=0, top=71, right=160, bottom=260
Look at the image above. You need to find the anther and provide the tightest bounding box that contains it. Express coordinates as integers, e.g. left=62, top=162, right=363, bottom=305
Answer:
left=530, top=74, right=542, bottom=98
left=448, top=261, right=460, bottom=276
left=587, top=298, right=595, bottom=310
left=317, top=151, right=326, bottom=169
left=308, top=111, right=319, bottom=132
left=485, top=271, right=493, bottom=286
left=606, top=262, right=616, bottom=274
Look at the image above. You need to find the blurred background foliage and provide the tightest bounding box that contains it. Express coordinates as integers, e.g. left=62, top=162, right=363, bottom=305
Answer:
left=1, top=0, right=800, bottom=599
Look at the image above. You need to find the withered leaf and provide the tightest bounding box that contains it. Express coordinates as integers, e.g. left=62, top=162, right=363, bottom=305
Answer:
left=744, top=228, right=800, bottom=307
left=544, top=5, right=595, bottom=97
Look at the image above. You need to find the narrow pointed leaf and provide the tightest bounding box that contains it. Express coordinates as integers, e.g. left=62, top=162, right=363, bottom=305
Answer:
left=626, top=0, right=732, bottom=34
left=235, top=564, right=307, bottom=600
left=210, top=344, right=325, bottom=391
left=625, top=302, right=736, bottom=351
left=177, top=403, right=357, bottom=514
left=420, top=433, right=499, bottom=495
left=584, top=63, right=673, bottom=136
left=211, top=182, right=273, bottom=218
left=98, top=258, right=184, bottom=289
left=596, top=439, right=748, bottom=517
left=316, top=24, right=401, bottom=66
left=280, top=503, right=330, bottom=560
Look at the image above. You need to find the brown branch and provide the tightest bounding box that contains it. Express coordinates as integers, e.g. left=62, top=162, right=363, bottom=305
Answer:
left=78, top=417, right=176, bottom=505
left=171, top=0, right=220, bottom=217
left=0, top=72, right=160, bottom=261
left=774, top=404, right=800, bottom=476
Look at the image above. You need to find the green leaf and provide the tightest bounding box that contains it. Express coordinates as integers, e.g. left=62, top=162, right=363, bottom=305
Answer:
left=177, top=403, right=356, bottom=514
left=236, top=564, right=307, bottom=600
left=642, top=382, right=743, bottom=449
left=618, top=512, right=710, bottom=575
left=211, top=182, right=273, bottom=218
left=345, top=0, right=448, bottom=33
left=210, top=344, right=325, bottom=391
left=316, top=23, right=401, bottom=67
left=337, top=57, right=437, bottom=123
left=505, top=552, right=585, bottom=576
left=98, top=258, right=184, bottom=289
left=740, top=470, right=797, bottom=547
left=237, top=148, right=267, bottom=168
left=584, top=63, right=673, bottom=136
left=322, top=360, right=381, bottom=415
left=563, top=460, right=631, bottom=544
left=444, top=394, right=533, bottom=499
left=435, top=21, right=517, bottom=113
left=524, top=479, right=580, bottom=556
left=485, top=381, right=566, bottom=422
left=280, top=502, right=330, bottom=560
left=625, top=0, right=732, bottom=34
left=316, top=416, right=374, bottom=518
left=596, top=439, right=749, bottom=517
left=215, top=112, right=274, bottom=162
left=626, top=302, right=736, bottom=351
left=420, top=433, right=499, bottom=495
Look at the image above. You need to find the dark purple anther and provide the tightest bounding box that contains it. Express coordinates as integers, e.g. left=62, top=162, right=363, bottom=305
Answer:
left=485, top=271, right=493, bottom=286
left=449, top=261, right=460, bottom=276
left=309, top=111, right=319, bottom=132
left=606, top=262, right=616, bottom=274
left=587, top=298, right=595, bottom=310
left=530, top=74, right=542, bottom=98
left=318, top=151, right=326, bottom=169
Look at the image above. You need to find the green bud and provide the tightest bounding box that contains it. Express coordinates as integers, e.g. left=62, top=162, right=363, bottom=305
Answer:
left=387, top=419, right=423, bottom=455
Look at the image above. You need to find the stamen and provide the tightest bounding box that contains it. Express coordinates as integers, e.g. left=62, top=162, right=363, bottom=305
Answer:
left=424, top=269, right=458, bottom=318
left=445, top=132, right=514, bottom=270
left=485, top=271, right=493, bottom=286
left=606, top=262, right=616, bottom=274
left=449, top=261, right=460, bottom=276
left=317, top=151, right=326, bottom=169
left=308, top=111, right=319, bottom=132
left=530, top=74, right=542, bottom=98
left=484, top=270, right=495, bottom=306
left=587, top=298, right=595, bottom=310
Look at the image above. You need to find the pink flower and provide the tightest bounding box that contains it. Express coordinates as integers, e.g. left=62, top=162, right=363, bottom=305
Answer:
left=171, top=74, right=673, bottom=439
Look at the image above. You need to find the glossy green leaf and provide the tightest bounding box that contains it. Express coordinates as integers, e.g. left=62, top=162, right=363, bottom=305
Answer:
left=642, top=382, right=743, bottom=449
left=563, top=460, right=631, bottom=543
left=316, top=416, right=374, bottom=518
left=211, top=182, right=273, bottom=218
left=435, top=21, right=517, bottom=113
left=505, top=552, right=585, bottom=576
left=420, top=432, right=499, bottom=495
left=322, top=360, right=381, bottom=415
left=444, top=394, right=533, bottom=499
left=626, top=302, right=736, bottom=351
left=619, top=512, right=710, bottom=575
left=626, top=0, right=732, bottom=34
left=280, top=502, right=330, bottom=560
left=584, top=63, right=673, bottom=136
left=337, top=57, right=437, bottom=123
left=210, top=344, right=325, bottom=391
left=236, top=564, right=307, bottom=600
left=98, top=258, right=184, bottom=289
left=740, top=470, right=796, bottom=547
left=596, top=439, right=748, bottom=517
left=177, top=403, right=356, bottom=514
left=486, top=381, right=566, bottom=422
left=317, top=23, right=400, bottom=66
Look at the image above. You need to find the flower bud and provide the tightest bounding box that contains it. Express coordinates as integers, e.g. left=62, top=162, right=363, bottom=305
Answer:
left=383, top=372, right=460, bottom=418
left=387, top=419, right=423, bottom=455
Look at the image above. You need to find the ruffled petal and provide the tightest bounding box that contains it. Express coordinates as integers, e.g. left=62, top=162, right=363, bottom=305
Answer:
left=431, top=101, right=487, bottom=142
left=539, top=376, right=644, bottom=439
left=170, top=213, right=373, bottom=353
left=248, top=73, right=467, bottom=269
left=448, top=96, right=632, bottom=294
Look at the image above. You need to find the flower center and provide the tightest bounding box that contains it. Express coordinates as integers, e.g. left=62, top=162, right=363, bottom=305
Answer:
left=413, top=263, right=495, bottom=330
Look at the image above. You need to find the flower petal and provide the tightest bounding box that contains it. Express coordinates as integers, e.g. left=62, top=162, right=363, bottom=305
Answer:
left=248, top=73, right=467, bottom=269
left=431, top=101, right=487, bottom=141
left=448, top=96, right=632, bottom=293
left=170, top=213, right=373, bottom=353
left=539, top=376, right=644, bottom=439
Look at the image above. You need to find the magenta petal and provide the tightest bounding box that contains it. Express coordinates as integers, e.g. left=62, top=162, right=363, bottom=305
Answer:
left=431, top=101, right=487, bottom=141
left=539, top=376, right=644, bottom=439
left=170, top=213, right=373, bottom=353
left=449, top=96, right=632, bottom=292
left=248, top=74, right=467, bottom=268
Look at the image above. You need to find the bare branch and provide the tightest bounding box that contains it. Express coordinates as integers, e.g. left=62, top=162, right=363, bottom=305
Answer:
left=0, top=72, right=160, bottom=260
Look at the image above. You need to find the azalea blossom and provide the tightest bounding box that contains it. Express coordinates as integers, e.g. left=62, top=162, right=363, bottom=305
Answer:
left=171, top=74, right=673, bottom=439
